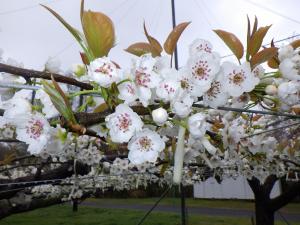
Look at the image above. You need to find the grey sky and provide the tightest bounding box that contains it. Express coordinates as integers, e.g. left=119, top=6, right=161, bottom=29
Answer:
left=0, top=0, right=300, bottom=71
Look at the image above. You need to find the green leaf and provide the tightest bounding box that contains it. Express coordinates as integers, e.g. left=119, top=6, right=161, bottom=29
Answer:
left=93, top=102, right=109, bottom=113
left=125, top=42, right=152, bottom=56
left=42, top=80, right=77, bottom=124
left=250, top=47, right=278, bottom=69
left=248, top=25, right=271, bottom=56
left=82, top=10, right=115, bottom=58
left=164, top=22, right=190, bottom=55
left=214, top=29, right=244, bottom=60
left=143, top=22, right=162, bottom=57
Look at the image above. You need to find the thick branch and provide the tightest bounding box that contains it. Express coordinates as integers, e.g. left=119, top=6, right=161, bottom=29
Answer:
left=269, top=180, right=300, bottom=212
left=0, top=63, right=93, bottom=90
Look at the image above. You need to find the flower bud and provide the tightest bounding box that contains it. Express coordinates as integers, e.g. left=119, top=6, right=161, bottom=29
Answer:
left=265, top=85, right=277, bottom=95
left=72, top=64, right=86, bottom=77
left=152, top=107, right=168, bottom=125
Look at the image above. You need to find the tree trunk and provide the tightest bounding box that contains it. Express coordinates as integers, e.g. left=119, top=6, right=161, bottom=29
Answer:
left=254, top=198, right=274, bottom=225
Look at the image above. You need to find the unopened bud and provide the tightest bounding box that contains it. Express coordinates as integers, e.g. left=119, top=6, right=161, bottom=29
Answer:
left=265, top=85, right=277, bottom=95
left=152, top=107, right=168, bottom=125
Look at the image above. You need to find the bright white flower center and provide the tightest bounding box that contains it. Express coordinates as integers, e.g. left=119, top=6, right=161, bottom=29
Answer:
left=229, top=70, right=246, bottom=86
left=94, top=63, right=114, bottom=77
left=137, top=136, right=153, bottom=151
left=117, top=113, right=132, bottom=132
left=135, top=69, right=151, bottom=87
left=192, top=61, right=211, bottom=80
left=26, top=119, right=44, bottom=139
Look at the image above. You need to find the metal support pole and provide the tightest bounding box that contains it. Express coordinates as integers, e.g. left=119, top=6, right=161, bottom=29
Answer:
left=171, top=0, right=179, bottom=70
left=180, top=183, right=187, bottom=225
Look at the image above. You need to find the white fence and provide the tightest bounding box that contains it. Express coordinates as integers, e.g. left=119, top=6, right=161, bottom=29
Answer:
left=193, top=176, right=281, bottom=199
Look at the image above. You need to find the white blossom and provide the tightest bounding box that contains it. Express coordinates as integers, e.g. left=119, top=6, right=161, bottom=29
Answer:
left=88, top=57, right=121, bottom=87
left=105, top=104, right=143, bottom=143
left=128, top=129, right=165, bottom=165
left=13, top=112, right=51, bottom=154
left=187, top=52, right=220, bottom=96
left=222, top=62, right=259, bottom=97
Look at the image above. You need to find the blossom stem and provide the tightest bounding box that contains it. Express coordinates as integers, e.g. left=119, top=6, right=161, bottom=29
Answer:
left=68, top=90, right=101, bottom=98
left=173, top=125, right=186, bottom=185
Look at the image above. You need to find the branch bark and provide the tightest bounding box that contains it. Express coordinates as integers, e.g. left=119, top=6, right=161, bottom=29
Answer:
left=0, top=63, right=93, bottom=90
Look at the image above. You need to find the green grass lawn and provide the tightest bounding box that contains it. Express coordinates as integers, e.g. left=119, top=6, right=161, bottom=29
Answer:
left=87, top=197, right=300, bottom=214
left=1, top=203, right=299, bottom=225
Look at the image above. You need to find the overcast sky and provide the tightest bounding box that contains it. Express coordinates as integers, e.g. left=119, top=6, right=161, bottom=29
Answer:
left=1, top=0, right=300, bottom=71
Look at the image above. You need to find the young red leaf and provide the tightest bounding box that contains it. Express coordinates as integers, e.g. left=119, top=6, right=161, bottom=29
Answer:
left=214, top=29, right=244, bottom=60
left=250, top=47, right=278, bottom=70
left=143, top=22, right=162, bottom=57
left=164, top=22, right=191, bottom=55
left=125, top=42, right=152, bottom=56
left=290, top=39, right=300, bottom=49
left=248, top=25, right=271, bottom=56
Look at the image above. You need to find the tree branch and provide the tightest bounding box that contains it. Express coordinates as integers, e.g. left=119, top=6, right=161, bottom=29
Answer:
left=0, top=63, right=93, bottom=90
left=269, top=180, right=300, bottom=212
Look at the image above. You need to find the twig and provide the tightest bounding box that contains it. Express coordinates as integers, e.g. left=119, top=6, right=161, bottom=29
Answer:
left=0, top=63, right=93, bottom=90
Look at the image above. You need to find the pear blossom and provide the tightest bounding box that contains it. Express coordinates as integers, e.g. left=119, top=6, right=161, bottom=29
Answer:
left=189, top=39, right=213, bottom=56
left=203, top=71, right=229, bottom=108
left=105, top=104, right=143, bottom=143
left=156, top=69, right=181, bottom=102
left=131, top=54, right=162, bottom=106
left=177, top=67, right=197, bottom=96
left=188, top=113, right=209, bottom=138
left=2, top=97, right=32, bottom=118
left=45, top=57, right=61, bottom=73
left=128, top=128, right=165, bottom=165
left=172, top=91, right=194, bottom=118
left=152, top=107, right=168, bottom=126
left=222, top=62, right=259, bottom=97
left=88, top=57, right=121, bottom=87
left=278, top=44, right=294, bottom=61
left=279, top=56, right=300, bottom=80
left=118, top=81, right=138, bottom=104
left=187, top=52, right=220, bottom=96
left=277, top=81, right=300, bottom=106
left=13, top=112, right=51, bottom=154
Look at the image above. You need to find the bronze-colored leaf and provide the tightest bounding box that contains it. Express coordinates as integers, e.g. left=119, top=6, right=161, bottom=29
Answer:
left=80, top=52, right=89, bottom=65
left=164, top=22, right=190, bottom=55
left=248, top=25, right=271, bottom=56
left=251, top=16, right=258, bottom=38
left=143, top=22, right=162, bottom=57
left=82, top=10, right=115, bottom=58
left=125, top=42, right=152, bottom=56
left=290, top=39, right=300, bottom=49
left=213, top=29, right=244, bottom=59
left=93, top=102, right=109, bottom=113
left=246, top=16, right=251, bottom=61
left=250, top=47, right=278, bottom=70
left=267, top=57, right=280, bottom=69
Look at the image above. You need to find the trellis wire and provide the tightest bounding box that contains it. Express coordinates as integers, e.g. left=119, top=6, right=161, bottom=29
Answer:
left=136, top=185, right=172, bottom=225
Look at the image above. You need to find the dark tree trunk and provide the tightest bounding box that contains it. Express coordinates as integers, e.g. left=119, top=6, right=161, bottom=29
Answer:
left=72, top=199, right=78, bottom=212
left=248, top=175, right=300, bottom=225
left=248, top=176, right=277, bottom=225
left=254, top=197, right=274, bottom=225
